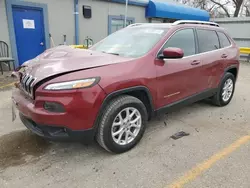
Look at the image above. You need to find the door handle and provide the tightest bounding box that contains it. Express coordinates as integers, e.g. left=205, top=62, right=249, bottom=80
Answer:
left=191, top=60, right=201, bottom=65
left=40, top=42, right=44, bottom=46
left=221, top=54, right=228, bottom=58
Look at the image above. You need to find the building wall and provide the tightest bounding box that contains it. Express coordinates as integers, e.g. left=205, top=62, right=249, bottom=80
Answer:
left=0, top=0, right=11, bottom=53
left=151, top=18, right=164, bottom=23
left=1, top=0, right=75, bottom=48
left=78, top=0, right=148, bottom=44
left=213, top=17, right=250, bottom=47
left=1, top=0, right=147, bottom=51
left=27, top=0, right=75, bottom=46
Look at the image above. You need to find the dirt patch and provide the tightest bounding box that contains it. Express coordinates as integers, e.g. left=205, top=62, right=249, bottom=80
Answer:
left=0, top=130, right=51, bottom=170
left=0, top=72, right=17, bottom=91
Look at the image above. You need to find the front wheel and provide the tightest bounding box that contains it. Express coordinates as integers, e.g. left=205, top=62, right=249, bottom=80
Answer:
left=96, top=95, right=148, bottom=153
left=211, top=72, right=235, bottom=106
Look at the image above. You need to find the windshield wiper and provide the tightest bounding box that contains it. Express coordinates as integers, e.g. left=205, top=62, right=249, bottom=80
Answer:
left=101, top=51, right=120, bottom=56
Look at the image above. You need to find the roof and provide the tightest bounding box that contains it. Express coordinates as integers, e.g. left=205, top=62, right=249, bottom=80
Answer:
left=146, top=0, right=210, bottom=21
left=128, top=23, right=172, bottom=28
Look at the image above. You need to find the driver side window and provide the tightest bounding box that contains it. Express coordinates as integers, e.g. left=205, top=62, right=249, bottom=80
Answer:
left=161, top=29, right=196, bottom=57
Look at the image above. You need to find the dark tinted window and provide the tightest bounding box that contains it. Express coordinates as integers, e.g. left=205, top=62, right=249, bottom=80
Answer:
left=197, top=29, right=220, bottom=53
left=217, top=32, right=231, bottom=48
left=161, top=29, right=196, bottom=57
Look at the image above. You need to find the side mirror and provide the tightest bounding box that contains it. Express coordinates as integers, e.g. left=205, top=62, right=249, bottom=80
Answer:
left=159, top=47, right=184, bottom=59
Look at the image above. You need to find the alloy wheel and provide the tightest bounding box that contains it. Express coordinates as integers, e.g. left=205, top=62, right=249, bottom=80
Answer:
left=111, top=107, right=142, bottom=145
left=222, top=78, right=234, bottom=102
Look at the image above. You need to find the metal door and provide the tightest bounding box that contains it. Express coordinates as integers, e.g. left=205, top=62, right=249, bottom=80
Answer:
left=13, top=6, right=46, bottom=65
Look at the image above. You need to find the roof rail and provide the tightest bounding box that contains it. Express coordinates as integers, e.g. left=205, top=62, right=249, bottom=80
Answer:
left=172, top=20, right=219, bottom=27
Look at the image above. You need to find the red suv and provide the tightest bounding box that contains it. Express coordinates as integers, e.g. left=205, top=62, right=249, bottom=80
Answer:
left=12, top=20, right=239, bottom=153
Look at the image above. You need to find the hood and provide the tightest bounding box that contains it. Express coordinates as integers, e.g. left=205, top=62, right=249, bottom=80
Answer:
left=21, top=45, right=132, bottom=82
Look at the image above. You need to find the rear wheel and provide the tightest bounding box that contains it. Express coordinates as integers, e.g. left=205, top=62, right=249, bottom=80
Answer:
left=96, top=95, right=148, bottom=153
left=211, top=72, right=235, bottom=106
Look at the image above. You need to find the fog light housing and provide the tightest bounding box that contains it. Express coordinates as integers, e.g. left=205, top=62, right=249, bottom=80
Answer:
left=44, top=102, right=65, bottom=113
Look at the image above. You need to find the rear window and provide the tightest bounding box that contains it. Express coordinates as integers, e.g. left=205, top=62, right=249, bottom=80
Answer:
left=217, top=32, right=231, bottom=48
left=197, top=29, right=220, bottom=53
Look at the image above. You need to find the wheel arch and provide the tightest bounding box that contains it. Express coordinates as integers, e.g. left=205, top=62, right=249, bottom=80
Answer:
left=224, top=65, right=238, bottom=80
left=93, top=86, right=155, bottom=132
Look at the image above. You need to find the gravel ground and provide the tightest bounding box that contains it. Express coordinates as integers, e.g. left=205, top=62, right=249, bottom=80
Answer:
left=0, top=63, right=249, bottom=188
left=0, top=71, right=16, bottom=90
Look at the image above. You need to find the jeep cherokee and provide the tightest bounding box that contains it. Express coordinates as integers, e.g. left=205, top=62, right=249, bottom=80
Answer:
left=12, top=20, right=240, bottom=153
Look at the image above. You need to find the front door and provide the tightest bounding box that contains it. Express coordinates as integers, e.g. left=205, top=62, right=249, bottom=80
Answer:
left=12, top=6, right=46, bottom=66
left=155, top=28, right=204, bottom=108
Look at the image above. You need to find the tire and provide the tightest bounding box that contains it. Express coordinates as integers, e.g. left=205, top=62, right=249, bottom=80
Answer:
left=211, top=72, right=235, bottom=106
left=96, top=95, right=148, bottom=153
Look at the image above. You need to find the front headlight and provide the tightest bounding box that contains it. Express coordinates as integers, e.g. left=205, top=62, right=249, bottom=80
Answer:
left=44, top=78, right=99, bottom=90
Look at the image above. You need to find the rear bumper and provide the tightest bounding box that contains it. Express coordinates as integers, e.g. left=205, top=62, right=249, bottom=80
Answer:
left=20, top=113, right=95, bottom=142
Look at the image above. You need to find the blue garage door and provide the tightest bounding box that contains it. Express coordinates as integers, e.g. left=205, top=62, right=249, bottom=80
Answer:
left=12, top=6, right=46, bottom=66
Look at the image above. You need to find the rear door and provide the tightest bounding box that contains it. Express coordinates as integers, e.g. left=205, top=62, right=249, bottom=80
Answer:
left=155, top=28, right=204, bottom=108
left=216, top=31, right=237, bottom=81
left=195, top=29, right=222, bottom=90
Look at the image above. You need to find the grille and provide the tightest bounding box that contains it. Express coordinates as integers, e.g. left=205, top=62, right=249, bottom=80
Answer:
left=20, top=74, right=36, bottom=97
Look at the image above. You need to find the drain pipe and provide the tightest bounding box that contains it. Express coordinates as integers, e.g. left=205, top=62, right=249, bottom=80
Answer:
left=124, top=0, right=128, bottom=27
left=74, top=0, right=79, bottom=45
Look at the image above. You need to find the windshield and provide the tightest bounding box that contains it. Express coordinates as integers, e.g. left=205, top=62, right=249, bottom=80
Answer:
left=90, top=27, right=169, bottom=58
